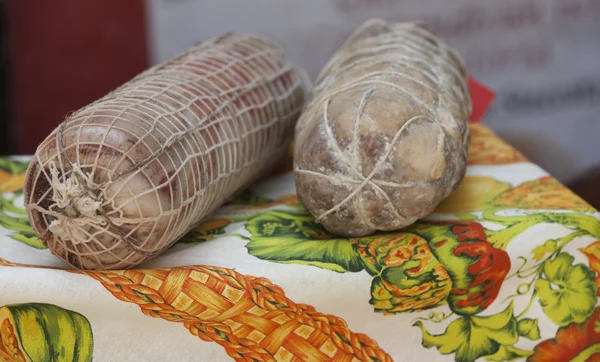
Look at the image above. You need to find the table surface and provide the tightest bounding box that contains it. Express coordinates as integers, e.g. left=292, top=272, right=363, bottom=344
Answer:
left=1, top=123, right=599, bottom=362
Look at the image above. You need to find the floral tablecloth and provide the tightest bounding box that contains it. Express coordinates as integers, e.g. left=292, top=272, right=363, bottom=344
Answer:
left=1, top=123, right=599, bottom=362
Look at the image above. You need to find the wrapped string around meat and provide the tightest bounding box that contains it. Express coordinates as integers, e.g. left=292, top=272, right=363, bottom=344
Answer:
left=24, top=33, right=306, bottom=270
left=294, top=19, right=472, bottom=237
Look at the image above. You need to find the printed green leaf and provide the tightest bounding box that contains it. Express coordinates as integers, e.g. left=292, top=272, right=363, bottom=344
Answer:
left=485, top=345, right=533, bottom=361
left=414, top=301, right=518, bottom=362
left=517, top=318, right=541, bottom=340
left=247, top=237, right=361, bottom=273
left=10, top=234, right=46, bottom=249
left=245, top=210, right=362, bottom=273
left=0, top=195, right=27, bottom=215
left=0, top=199, right=46, bottom=249
left=534, top=252, right=597, bottom=327
left=229, top=190, right=273, bottom=206
left=0, top=165, right=46, bottom=249
left=0, top=158, right=29, bottom=175
left=531, top=240, right=557, bottom=262
left=0, top=214, right=34, bottom=233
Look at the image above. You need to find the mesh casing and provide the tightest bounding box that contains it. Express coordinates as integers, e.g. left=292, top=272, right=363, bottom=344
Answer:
left=24, top=33, right=306, bottom=270
left=294, top=19, right=472, bottom=237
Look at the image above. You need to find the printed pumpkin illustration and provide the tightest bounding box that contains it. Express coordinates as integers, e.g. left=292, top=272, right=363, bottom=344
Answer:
left=353, top=234, right=452, bottom=314
left=0, top=303, right=93, bottom=362
left=244, top=207, right=511, bottom=317
left=408, top=222, right=512, bottom=316
left=529, top=307, right=600, bottom=362
left=467, top=123, right=528, bottom=165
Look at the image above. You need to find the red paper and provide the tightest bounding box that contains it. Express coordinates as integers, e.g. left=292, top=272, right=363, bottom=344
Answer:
left=467, top=76, right=496, bottom=123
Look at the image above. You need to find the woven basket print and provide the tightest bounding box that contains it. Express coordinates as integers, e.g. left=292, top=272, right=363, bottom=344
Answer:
left=85, top=266, right=392, bottom=362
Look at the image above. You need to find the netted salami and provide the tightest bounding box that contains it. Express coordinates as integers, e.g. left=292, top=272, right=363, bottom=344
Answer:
left=294, top=19, right=472, bottom=237
left=24, top=33, right=306, bottom=269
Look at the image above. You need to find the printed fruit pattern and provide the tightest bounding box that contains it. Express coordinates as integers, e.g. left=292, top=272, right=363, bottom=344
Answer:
left=2, top=119, right=600, bottom=362
left=244, top=212, right=513, bottom=317
left=0, top=303, right=93, bottom=362
left=216, top=174, right=599, bottom=361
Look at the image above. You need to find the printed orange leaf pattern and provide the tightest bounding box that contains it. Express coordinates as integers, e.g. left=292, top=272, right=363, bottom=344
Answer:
left=491, top=176, right=593, bottom=212
left=436, top=174, right=595, bottom=215
left=467, top=123, right=528, bottom=165
left=0, top=318, right=27, bottom=362
left=529, top=307, right=600, bottom=362
left=84, top=266, right=392, bottom=362
left=0, top=172, right=25, bottom=194
left=581, top=240, right=600, bottom=295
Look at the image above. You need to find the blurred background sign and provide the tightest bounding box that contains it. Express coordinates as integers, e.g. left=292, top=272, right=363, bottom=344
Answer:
left=6, top=0, right=600, bottom=189
left=146, top=0, right=600, bottom=184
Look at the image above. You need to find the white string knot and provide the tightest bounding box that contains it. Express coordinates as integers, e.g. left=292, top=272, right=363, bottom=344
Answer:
left=47, top=161, right=105, bottom=244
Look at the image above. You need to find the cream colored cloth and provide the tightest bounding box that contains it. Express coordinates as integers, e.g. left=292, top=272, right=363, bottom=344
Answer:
left=0, top=124, right=599, bottom=361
